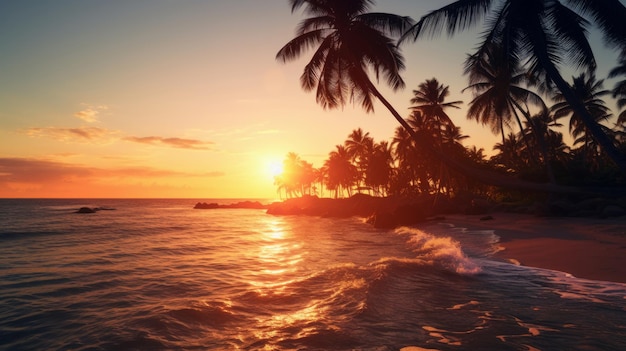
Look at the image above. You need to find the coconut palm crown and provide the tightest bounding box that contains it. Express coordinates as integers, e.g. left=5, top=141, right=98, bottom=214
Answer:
left=276, top=0, right=413, bottom=113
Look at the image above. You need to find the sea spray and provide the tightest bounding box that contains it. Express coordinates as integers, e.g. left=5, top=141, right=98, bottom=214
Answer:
left=394, top=226, right=481, bottom=275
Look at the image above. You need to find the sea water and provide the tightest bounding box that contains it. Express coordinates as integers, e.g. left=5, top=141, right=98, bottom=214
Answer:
left=0, top=198, right=624, bottom=351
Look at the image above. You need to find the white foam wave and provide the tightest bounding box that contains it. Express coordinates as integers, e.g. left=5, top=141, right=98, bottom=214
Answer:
left=394, top=226, right=481, bottom=275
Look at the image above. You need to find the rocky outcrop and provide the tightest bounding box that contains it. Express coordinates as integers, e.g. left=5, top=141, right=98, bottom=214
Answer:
left=267, top=194, right=395, bottom=218
left=76, top=207, right=97, bottom=213
left=74, top=206, right=115, bottom=213
left=267, top=194, right=451, bottom=228
left=194, top=201, right=268, bottom=210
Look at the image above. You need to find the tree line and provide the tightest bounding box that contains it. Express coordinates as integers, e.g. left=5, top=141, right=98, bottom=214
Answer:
left=273, top=71, right=626, bottom=199
left=274, top=0, right=626, bottom=199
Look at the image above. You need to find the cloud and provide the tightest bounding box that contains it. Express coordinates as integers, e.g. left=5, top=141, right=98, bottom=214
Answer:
left=0, top=157, right=93, bottom=183
left=0, top=157, right=224, bottom=184
left=74, top=105, right=108, bottom=123
left=123, top=136, right=214, bottom=150
left=22, top=125, right=214, bottom=150
left=0, top=157, right=225, bottom=197
left=24, top=126, right=119, bottom=143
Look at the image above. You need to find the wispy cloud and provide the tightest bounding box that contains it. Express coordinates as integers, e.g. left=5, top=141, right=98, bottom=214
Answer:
left=22, top=125, right=215, bottom=150
left=0, top=157, right=224, bottom=184
left=23, top=126, right=120, bottom=143
left=0, top=157, right=92, bottom=183
left=123, top=136, right=214, bottom=150
left=0, top=157, right=225, bottom=197
left=74, top=105, right=108, bottom=123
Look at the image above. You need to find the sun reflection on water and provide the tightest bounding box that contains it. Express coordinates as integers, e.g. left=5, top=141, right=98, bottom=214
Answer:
left=246, top=217, right=306, bottom=289
left=243, top=216, right=335, bottom=346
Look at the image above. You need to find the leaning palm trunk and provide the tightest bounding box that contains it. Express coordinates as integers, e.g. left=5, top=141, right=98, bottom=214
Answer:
left=548, top=68, right=626, bottom=172
left=528, top=33, right=626, bottom=173
left=365, top=79, right=618, bottom=195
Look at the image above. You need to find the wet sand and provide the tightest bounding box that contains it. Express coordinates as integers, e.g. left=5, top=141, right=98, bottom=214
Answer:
left=442, top=213, right=626, bottom=283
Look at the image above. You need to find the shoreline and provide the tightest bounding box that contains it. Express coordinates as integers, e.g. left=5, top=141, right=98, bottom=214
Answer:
left=440, top=213, right=626, bottom=284
left=194, top=196, right=626, bottom=283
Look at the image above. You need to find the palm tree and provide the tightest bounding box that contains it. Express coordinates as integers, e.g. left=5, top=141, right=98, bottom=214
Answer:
left=280, top=152, right=303, bottom=198
left=402, top=0, right=626, bottom=173
left=276, top=0, right=484, bottom=186
left=609, top=57, right=626, bottom=126
left=463, top=43, right=545, bottom=145
left=466, top=146, right=487, bottom=164
left=324, top=145, right=357, bottom=198
left=552, top=73, right=613, bottom=161
left=344, top=128, right=374, bottom=192
left=276, top=0, right=413, bottom=128
left=491, top=133, right=526, bottom=173
left=410, top=78, right=463, bottom=132
left=391, top=125, right=424, bottom=195
left=462, top=42, right=560, bottom=182
left=364, top=141, right=394, bottom=196
left=278, top=0, right=614, bottom=195
left=299, top=160, right=318, bottom=195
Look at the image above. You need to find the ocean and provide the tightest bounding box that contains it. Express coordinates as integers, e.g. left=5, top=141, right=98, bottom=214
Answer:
left=1, top=198, right=625, bottom=351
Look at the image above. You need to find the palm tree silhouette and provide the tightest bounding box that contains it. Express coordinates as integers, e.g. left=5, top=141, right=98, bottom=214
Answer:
left=552, top=73, right=613, bottom=163
left=410, top=78, right=462, bottom=133
left=401, top=0, right=626, bottom=172
left=344, top=128, right=374, bottom=192
left=276, top=0, right=422, bottom=154
left=463, top=43, right=556, bottom=182
left=463, top=43, right=544, bottom=145
left=280, top=152, right=304, bottom=198
left=522, top=110, right=570, bottom=170
left=324, top=145, right=357, bottom=198
left=277, top=0, right=616, bottom=194
left=609, top=57, right=626, bottom=127
left=364, top=141, right=394, bottom=196
left=492, top=132, right=526, bottom=173
left=391, top=125, right=424, bottom=195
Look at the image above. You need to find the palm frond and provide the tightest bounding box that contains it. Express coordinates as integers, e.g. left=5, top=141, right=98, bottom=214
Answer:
left=565, top=0, right=626, bottom=50
left=358, top=12, right=414, bottom=36
left=546, top=1, right=596, bottom=70
left=400, top=0, right=493, bottom=43
left=276, top=29, right=325, bottom=62
left=300, top=38, right=331, bottom=91
left=297, top=15, right=333, bottom=34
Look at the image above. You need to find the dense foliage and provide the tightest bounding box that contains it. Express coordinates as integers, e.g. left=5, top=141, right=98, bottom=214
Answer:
left=275, top=0, right=626, bottom=201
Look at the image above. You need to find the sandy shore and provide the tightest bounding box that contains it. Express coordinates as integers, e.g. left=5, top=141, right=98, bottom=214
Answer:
left=441, top=213, right=626, bottom=284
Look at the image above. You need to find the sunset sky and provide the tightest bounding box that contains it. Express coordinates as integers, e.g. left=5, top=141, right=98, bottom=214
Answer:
left=1, top=0, right=623, bottom=199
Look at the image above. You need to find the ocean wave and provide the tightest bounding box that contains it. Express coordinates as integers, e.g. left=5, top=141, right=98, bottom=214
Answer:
left=393, top=226, right=481, bottom=275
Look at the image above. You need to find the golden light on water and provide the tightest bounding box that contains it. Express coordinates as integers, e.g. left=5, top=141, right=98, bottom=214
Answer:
left=244, top=216, right=329, bottom=347
left=246, top=217, right=304, bottom=288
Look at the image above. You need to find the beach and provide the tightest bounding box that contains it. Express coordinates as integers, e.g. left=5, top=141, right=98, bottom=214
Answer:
left=442, top=213, right=626, bottom=283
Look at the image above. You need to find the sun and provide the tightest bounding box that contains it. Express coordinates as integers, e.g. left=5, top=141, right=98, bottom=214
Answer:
left=266, top=160, right=284, bottom=178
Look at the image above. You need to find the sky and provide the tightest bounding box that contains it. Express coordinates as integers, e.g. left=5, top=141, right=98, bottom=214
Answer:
left=1, top=0, right=624, bottom=199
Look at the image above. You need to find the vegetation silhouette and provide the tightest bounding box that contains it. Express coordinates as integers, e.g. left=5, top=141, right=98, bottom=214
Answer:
left=276, top=0, right=626, bottom=199
left=401, top=0, right=626, bottom=172
left=463, top=42, right=557, bottom=183
left=609, top=57, right=626, bottom=125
